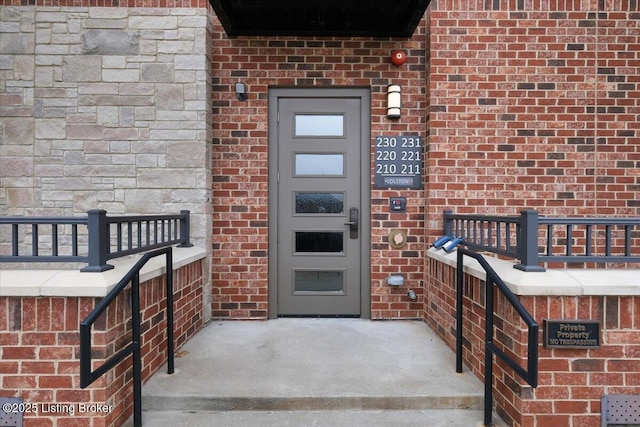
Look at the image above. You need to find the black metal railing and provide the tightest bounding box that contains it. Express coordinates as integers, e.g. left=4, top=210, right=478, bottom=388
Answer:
left=1, top=216, right=88, bottom=263
left=0, top=209, right=192, bottom=272
left=80, top=247, right=175, bottom=427
left=456, top=248, right=538, bottom=427
left=444, top=210, right=640, bottom=271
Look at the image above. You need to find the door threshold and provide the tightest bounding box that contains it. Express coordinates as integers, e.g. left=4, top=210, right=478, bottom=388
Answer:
left=278, top=315, right=361, bottom=319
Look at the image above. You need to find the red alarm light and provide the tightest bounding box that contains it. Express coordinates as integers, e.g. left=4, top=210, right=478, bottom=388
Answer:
left=391, top=50, right=406, bottom=66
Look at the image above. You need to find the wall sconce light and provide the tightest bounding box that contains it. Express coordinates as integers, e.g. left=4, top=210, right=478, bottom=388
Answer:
left=387, top=84, right=401, bottom=119
left=235, top=82, right=247, bottom=101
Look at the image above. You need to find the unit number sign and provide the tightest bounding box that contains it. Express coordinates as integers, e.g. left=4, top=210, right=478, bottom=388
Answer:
left=374, top=135, right=422, bottom=189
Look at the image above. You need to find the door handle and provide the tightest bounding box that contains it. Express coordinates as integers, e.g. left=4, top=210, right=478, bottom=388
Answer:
left=345, top=207, right=358, bottom=239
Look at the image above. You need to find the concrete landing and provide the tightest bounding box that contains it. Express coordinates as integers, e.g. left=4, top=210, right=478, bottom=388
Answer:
left=137, top=319, right=506, bottom=426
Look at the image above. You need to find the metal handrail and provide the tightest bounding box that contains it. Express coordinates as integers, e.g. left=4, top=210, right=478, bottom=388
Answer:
left=0, top=210, right=192, bottom=271
left=456, top=248, right=538, bottom=427
left=80, top=247, right=175, bottom=427
left=444, top=210, right=640, bottom=271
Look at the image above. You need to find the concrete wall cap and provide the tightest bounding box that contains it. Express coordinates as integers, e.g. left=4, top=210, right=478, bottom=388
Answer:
left=427, top=247, right=640, bottom=296
left=0, top=245, right=206, bottom=297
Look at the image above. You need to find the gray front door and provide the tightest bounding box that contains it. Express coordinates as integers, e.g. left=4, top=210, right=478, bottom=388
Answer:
left=268, top=89, right=370, bottom=317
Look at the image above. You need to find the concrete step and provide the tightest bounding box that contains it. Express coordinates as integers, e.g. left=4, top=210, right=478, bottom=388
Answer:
left=142, top=395, right=482, bottom=412
left=135, top=319, right=507, bottom=426
left=134, top=409, right=504, bottom=427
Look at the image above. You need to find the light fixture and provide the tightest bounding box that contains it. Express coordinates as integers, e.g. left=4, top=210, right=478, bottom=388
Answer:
left=387, top=84, right=401, bottom=119
left=387, top=275, right=404, bottom=286
left=235, top=82, right=247, bottom=101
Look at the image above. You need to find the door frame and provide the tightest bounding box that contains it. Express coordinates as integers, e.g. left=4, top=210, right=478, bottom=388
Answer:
left=268, top=87, right=371, bottom=319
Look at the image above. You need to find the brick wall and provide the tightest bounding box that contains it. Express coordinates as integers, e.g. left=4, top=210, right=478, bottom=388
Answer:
left=427, top=0, right=640, bottom=243
left=427, top=3, right=639, bottom=425
left=210, top=17, right=428, bottom=319
left=426, top=257, right=640, bottom=427
left=0, top=260, right=204, bottom=427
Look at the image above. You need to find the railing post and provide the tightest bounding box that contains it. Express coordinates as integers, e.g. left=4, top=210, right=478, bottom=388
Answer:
left=81, top=209, right=114, bottom=272
left=444, top=209, right=453, bottom=236
left=456, top=249, right=464, bottom=374
left=131, top=272, right=142, bottom=427
left=178, top=210, right=193, bottom=248
left=514, top=210, right=545, bottom=272
left=484, top=274, right=495, bottom=427
left=166, top=249, right=175, bottom=375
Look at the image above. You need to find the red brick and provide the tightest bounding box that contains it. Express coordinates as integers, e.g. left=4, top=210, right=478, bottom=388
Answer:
left=22, top=362, right=56, bottom=374
left=22, top=298, right=36, bottom=331
left=39, top=375, right=73, bottom=388
left=22, top=418, right=53, bottom=427
left=0, top=299, right=7, bottom=330
left=609, top=386, right=640, bottom=395
left=55, top=390, right=91, bottom=402
left=554, top=399, right=589, bottom=414
left=534, top=386, right=572, bottom=401
left=38, top=347, right=74, bottom=360
left=553, top=372, right=588, bottom=386
left=0, top=332, right=19, bottom=345
left=2, top=346, right=36, bottom=360
left=3, top=375, right=36, bottom=389
left=535, top=414, right=571, bottom=427
left=57, top=362, right=80, bottom=374
left=572, top=359, right=605, bottom=372
left=538, top=357, right=569, bottom=372
left=572, top=414, right=602, bottom=427
left=571, top=386, right=606, bottom=400
left=521, top=400, right=553, bottom=413
left=56, top=418, right=93, bottom=427
left=65, top=299, right=79, bottom=331
left=589, top=372, right=624, bottom=385
left=626, top=373, right=640, bottom=386
left=0, top=361, right=19, bottom=374
left=606, top=330, right=640, bottom=344
left=22, top=332, right=56, bottom=346
left=608, top=359, right=640, bottom=372
left=50, top=298, right=66, bottom=331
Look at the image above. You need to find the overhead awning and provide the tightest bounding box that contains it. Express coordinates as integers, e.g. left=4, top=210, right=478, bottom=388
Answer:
left=210, top=0, right=432, bottom=37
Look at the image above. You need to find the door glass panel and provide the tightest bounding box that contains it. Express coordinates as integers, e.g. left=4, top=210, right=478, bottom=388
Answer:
left=294, top=271, right=344, bottom=292
left=295, top=114, right=344, bottom=136
left=295, top=154, right=344, bottom=176
left=295, top=232, right=343, bottom=253
left=295, top=192, right=344, bottom=214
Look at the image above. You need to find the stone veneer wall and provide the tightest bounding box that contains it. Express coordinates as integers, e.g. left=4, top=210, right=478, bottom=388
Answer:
left=0, top=6, right=212, bottom=254
left=0, top=7, right=212, bottom=425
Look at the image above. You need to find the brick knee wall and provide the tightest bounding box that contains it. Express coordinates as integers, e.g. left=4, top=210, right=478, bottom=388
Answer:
left=426, top=257, right=640, bottom=427
left=0, top=260, right=204, bottom=427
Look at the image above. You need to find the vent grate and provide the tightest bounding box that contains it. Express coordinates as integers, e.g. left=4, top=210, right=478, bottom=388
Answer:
left=603, top=395, right=640, bottom=426
left=0, top=398, right=23, bottom=427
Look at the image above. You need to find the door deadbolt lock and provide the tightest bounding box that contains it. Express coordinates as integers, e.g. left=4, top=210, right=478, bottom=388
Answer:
left=344, top=207, right=359, bottom=239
